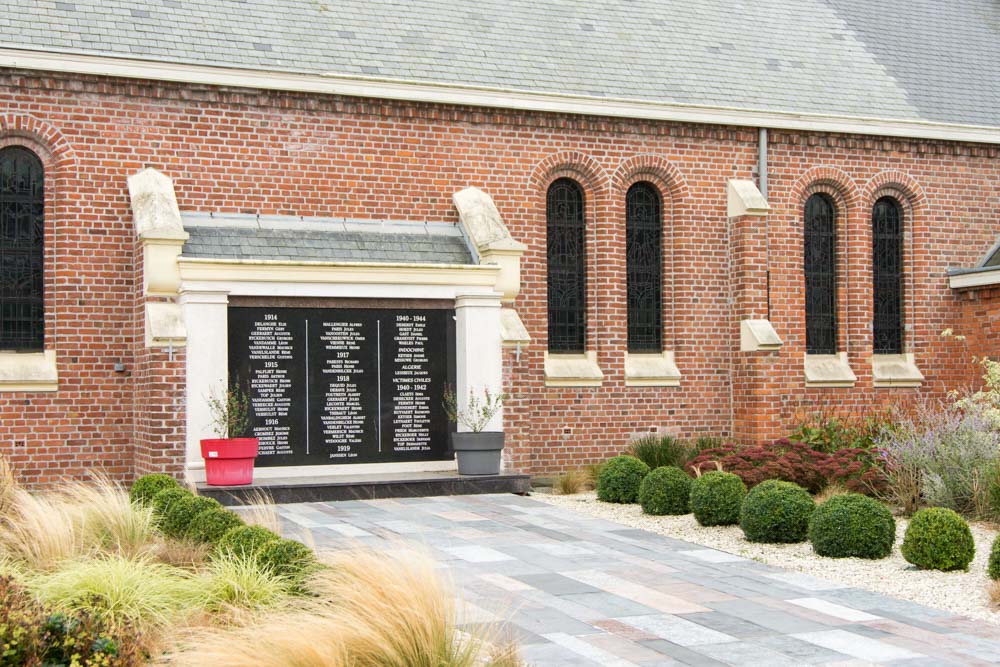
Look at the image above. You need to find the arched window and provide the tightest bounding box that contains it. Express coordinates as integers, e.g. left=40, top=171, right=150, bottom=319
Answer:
left=872, top=197, right=904, bottom=354
left=804, top=193, right=836, bottom=354
left=626, top=182, right=662, bottom=352
left=546, top=178, right=586, bottom=353
left=0, top=147, right=45, bottom=351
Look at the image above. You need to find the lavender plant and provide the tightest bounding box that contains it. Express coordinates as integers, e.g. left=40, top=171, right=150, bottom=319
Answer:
left=442, top=386, right=505, bottom=433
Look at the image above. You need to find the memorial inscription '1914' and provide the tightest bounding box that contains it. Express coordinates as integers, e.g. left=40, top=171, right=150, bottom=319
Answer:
left=228, top=307, right=455, bottom=467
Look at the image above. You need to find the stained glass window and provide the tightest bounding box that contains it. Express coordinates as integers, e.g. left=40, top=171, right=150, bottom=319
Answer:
left=546, top=178, right=586, bottom=353
left=872, top=197, right=904, bottom=354
left=0, top=147, right=44, bottom=350
left=626, top=182, right=662, bottom=352
left=804, top=193, right=836, bottom=354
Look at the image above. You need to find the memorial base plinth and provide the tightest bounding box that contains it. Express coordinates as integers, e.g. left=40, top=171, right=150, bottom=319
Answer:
left=200, top=438, right=259, bottom=486
left=451, top=432, right=504, bottom=476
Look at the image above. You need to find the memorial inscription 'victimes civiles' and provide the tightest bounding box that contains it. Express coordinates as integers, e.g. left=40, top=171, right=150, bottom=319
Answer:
left=228, top=307, right=455, bottom=467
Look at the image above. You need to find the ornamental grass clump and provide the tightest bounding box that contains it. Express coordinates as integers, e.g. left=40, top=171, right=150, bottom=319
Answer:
left=626, top=435, right=693, bottom=470
left=129, top=474, right=181, bottom=507
left=689, top=471, right=746, bottom=526
left=808, top=493, right=895, bottom=559
left=740, top=479, right=815, bottom=543
left=638, top=466, right=691, bottom=515
left=596, top=455, right=650, bottom=504
left=901, top=507, right=975, bottom=571
left=207, top=551, right=292, bottom=612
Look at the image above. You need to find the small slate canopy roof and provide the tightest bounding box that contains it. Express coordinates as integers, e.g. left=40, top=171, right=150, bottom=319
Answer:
left=949, top=238, right=1000, bottom=279
left=2, top=0, right=998, bottom=128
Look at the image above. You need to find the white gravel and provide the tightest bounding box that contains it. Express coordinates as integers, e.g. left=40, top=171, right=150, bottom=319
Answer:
left=535, top=490, right=1000, bottom=624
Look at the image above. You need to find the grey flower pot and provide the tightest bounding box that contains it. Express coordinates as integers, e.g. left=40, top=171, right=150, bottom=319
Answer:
left=451, top=431, right=505, bottom=475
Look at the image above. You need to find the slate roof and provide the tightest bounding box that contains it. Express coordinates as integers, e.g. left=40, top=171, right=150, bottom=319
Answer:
left=183, top=226, right=474, bottom=265
left=2, top=0, right=998, bottom=128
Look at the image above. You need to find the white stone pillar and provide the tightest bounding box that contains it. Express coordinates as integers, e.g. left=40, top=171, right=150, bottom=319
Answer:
left=454, top=292, right=504, bottom=432
left=179, top=290, right=229, bottom=479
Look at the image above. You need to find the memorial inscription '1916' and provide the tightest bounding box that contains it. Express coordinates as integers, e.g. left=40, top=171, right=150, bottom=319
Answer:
left=228, top=307, right=455, bottom=467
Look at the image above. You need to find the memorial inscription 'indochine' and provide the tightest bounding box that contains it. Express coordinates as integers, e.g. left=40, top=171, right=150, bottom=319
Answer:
left=228, top=307, right=455, bottom=467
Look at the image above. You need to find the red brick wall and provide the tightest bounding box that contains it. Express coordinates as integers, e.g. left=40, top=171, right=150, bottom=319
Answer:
left=954, top=285, right=1000, bottom=387
left=0, top=68, right=997, bottom=483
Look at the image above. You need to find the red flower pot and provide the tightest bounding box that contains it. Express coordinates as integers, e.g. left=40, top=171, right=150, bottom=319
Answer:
left=200, top=438, right=259, bottom=486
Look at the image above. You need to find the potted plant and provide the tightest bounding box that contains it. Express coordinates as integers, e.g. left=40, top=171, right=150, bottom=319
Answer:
left=443, top=386, right=506, bottom=475
left=200, top=382, right=258, bottom=486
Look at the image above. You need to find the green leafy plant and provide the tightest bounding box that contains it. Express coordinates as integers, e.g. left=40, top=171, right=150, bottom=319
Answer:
left=638, top=466, right=691, bottom=515
left=186, top=508, right=245, bottom=545
left=689, top=470, right=746, bottom=526
left=808, top=493, right=895, bottom=559
left=149, top=486, right=193, bottom=519
left=160, top=495, right=222, bottom=539
left=595, top=455, right=650, bottom=504
left=255, top=539, right=318, bottom=588
left=207, top=382, right=252, bottom=439
left=988, top=535, right=1000, bottom=581
left=128, top=474, right=180, bottom=507
left=901, top=507, right=975, bottom=571
left=740, top=479, right=815, bottom=543
left=215, top=525, right=282, bottom=558
left=442, top=385, right=506, bottom=432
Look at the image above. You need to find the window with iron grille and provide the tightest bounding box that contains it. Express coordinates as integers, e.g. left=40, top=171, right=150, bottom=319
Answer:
left=0, top=147, right=44, bottom=351
left=872, top=197, right=904, bottom=354
left=626, top=182, right=662, bottom=352
left=546, top=178, right=586, bottom=353
left=804, top=193, right=836, bottom=354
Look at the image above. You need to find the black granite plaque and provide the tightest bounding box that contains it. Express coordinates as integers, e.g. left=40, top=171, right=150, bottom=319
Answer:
left=228, top=307, right=455, bottom=466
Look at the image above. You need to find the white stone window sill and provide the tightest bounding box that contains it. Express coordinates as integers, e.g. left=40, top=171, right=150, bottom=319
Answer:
left=0, top=350, right=59, bottom=392
left=872, top=353, right=924, bottom=388
left=625, top=351, right=681, bottom=387
left=804, top=352, right=857, bottom=388
left=544, top=351, right=604, bottom=387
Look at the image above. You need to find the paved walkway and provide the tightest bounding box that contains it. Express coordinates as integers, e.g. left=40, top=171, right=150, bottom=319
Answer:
left=273, top=494, right=1000, bottom=666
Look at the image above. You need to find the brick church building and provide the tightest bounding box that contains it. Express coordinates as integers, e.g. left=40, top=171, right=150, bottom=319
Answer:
left=0, top=1, right=997, bottom=486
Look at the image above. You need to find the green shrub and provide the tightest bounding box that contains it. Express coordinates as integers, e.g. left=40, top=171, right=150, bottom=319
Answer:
left=901, top=507, right=975, bottom=571
left=808, top=493, right=895, bottom=559
left=0, top=575, right=142, bottom=667
left=128, top=474, right=180, bottom=506
left=256, top=539, right=317, bottom=586
left=638, top=466, right=692, bottom=515
left=740, top=479, right=815, bottom=543
left=149, top=486, right=192, bottom=519
left=596, top=456, right=650, bottom=504
left=689, top=471, right=746, bottom=526
left=988, top=535, right=1000, bottom=581
left=216, top=525, right=281, bottom=557
left=159, top=495, right=222, bottom=539
left=186, top=508, right=244, bottom=545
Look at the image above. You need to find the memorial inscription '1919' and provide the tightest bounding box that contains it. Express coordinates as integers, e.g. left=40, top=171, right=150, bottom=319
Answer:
left=228, top=307, right=455, bottom=467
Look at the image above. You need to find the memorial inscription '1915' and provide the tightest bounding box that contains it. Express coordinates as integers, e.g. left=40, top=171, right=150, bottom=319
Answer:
left=228, top=307, right=455, bottom=467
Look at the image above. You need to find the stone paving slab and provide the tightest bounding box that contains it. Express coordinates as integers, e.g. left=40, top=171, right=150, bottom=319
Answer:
left=273, top=494, right=1000, bottom=666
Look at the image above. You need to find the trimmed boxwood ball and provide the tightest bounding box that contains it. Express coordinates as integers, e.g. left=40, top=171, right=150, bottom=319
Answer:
left=689, top=471, right=746, bottom=526
left=988, top=535, right=1000, bottom=581
left=740, top=479, right=815, bottom=543
left=808, top=493, right=895, bottom=559
left=149, top=486, right=192, bottom=518
left=256, top=538, right=317, bottom=583
left=129, top=473, right=180, bottom=506
left=596, top=455, right=650, bottom=504
left=186, top=507, right=245, bottom=545
left=160, top=494, right=223, bottom=538
left=901, top=507, right=975, bottom=572
left=639, top=466, right=692, bottom=515
left=216, top=525, right=282, bottom=557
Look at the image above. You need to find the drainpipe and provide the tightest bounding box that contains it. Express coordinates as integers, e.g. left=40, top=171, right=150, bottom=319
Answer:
left=758, top=127, right=770, bottom=319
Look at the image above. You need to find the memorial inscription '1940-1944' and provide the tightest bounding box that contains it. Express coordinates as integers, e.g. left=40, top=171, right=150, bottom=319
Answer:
left=228, top=306, right=455, bottom=467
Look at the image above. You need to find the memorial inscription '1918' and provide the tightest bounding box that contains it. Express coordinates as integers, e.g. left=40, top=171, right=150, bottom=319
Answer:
left=228, top=307, right=455, bottom=467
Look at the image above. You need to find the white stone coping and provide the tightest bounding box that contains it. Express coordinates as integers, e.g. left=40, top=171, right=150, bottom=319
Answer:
left=740, top=319, right=783, bottom=352
left=872, top=353, right=924, bottom=388
left=146, top=302, right=187, bottom=347
left=726, top=179, right=770, bottom=217
left=544, top=351, right=604, bottom=387
left=0, top=350, right=58, bottom=392
left=181, top=211, right=463, bottom=237
left=804, top=352, right=857, bottom=388
left=500, top=308, right=530, bottom=346
left=624, top=351, right=681, bottom=387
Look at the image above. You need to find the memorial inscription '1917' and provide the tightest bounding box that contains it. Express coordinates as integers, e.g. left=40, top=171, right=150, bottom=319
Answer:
left=228, top=307, right=455, bottom=467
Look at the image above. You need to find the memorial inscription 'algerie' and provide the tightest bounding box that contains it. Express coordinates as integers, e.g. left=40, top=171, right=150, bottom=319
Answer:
left=228, top=307, right=455, bottom=467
